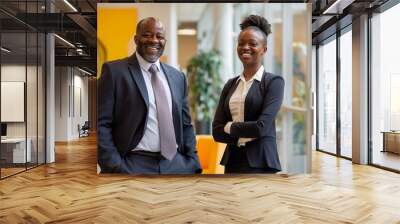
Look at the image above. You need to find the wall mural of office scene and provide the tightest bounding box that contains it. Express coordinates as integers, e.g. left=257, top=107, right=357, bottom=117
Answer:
left=0, top=0, right=46, bottom=179
left=97, top=3, right=312, bottom=175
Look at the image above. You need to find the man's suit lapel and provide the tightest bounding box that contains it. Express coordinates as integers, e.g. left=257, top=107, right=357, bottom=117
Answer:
left=160, top=63, right=180, bottom=143
left=128, top=54, right=149, bottom=108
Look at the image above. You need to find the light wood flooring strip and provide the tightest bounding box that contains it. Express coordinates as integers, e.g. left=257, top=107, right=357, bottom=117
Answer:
left=0, top=135, right=400, bottom=223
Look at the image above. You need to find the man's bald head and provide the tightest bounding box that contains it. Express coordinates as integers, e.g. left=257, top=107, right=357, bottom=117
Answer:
left=136, top=17, right=165, bottom=35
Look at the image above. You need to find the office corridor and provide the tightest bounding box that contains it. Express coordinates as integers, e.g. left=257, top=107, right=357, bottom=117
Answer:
left=0, top=135, right=399, bottom=223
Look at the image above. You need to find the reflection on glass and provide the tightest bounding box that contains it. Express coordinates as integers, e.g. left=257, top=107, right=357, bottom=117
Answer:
left=371, top=4, right=400, bottom=171
left=340, top=29, right=352, bottom=158
left=318, top=37, right=337, bottom=154
left=1, top=31, right=28, bottom=177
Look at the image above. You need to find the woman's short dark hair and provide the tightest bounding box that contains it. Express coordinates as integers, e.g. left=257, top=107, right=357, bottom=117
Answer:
left=240, top=15, right=271, bottom=44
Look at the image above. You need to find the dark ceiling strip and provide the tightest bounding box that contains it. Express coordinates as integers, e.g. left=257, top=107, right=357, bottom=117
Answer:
left=0, top=7, right=37, bottom=31
left=313, top=14, right=352, bottom=45
left=373, top=0, right=400, bottom=13
left=86, top=0, right=97, bottom=12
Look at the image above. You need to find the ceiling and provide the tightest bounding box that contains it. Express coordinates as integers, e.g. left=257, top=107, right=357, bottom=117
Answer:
left=311, top=0, right=391, bottom=44
left=0, top=0, right=396, bottom=74
left=0, top=0, right=98, bottom=74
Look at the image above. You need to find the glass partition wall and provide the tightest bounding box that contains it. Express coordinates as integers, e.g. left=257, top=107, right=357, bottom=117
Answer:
left=0, top=1, right=46, bottom=179
left=316, top=27, right=352, bottom=159
left=339, top=28, right=352, bottom=159
left=317, top=35, right=337, bottom=155
left=315, top=0, right=400, bottom=172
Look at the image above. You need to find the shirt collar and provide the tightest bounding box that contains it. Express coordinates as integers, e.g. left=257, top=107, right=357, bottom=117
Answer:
left=238, top=65, right=264, bottom=83
left=136, top=51, right=161, bottom=73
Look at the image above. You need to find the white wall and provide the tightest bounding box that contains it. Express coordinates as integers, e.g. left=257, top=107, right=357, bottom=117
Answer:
left=55, top=67, right=89, bottom=141
left=99, top=3, right=179, bottom=69
left=73, top=73, right=89, bottom=138
left=55, top=66, right=69, bottom=141
left=197, top=4, right=215, bottom=52
left=1, top=65, right=26, bottom=140
left=1, top=65, right=36, bottom=138
left=1, top=65, right=26, bottom=81
left=312, top=45, right=316, bottom=151
left=1, top=64, right=45, bottom=164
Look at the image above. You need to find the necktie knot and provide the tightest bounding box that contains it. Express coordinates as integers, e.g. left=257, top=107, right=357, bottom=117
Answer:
left=148, top=64, right=158, bottom=75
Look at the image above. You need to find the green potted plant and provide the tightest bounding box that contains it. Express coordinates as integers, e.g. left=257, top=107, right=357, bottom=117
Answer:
left=187, top=50, right=222, bottom=134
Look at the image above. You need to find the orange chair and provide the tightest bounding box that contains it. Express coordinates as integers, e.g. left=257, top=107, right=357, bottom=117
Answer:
left=196, top=135, right=226, bottom=174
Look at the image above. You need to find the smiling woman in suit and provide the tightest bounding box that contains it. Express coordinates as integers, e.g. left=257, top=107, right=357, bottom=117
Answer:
left=212, top=15, right=285, bottom=174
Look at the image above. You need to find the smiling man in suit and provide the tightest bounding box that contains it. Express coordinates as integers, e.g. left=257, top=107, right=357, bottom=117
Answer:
left=98, top=17, right=202, bottom=174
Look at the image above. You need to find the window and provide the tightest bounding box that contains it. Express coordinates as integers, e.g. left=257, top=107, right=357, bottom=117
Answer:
left=371, top=3, right=400, bottom=171
left=317, top=37, right=337, bottom=155
left=340, top=28, right=352, bottom=158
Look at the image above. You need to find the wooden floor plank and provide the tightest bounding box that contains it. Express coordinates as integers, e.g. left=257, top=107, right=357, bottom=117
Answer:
left=0, top=135, right=400, bottom=223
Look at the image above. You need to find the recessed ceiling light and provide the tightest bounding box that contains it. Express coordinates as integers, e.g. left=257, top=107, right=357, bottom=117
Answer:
left=178, top=29, right=197, bottom=36
left=1, top=47, right=11, bottom=53
left=54, top=34, right=75, bottom=48
left=77, top=67, right=93, bottom=76
left=322, top=0, right=353, bottom=15
left=63, top=0, right=78, bottom=12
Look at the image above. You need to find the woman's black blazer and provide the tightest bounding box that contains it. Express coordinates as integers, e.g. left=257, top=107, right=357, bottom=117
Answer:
left=212, top=72, right=285, bottom=170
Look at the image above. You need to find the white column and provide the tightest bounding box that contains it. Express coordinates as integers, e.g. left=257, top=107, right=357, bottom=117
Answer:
left=352, top=14, right=369, bottom=164
left=263, top=4, right=276, bottom=73
left=168, top=3, right=178, bottom=69
left=370, top=13, right=383, bottom=162
left=68, top=68, right=74, bottom=139
left=312, top=45, right=317, bottom=151
left=46, top=33, right=55, bottom=163
left=216, top=3, right=234, bottom=82
left=280, top=5, right=294, bottom=173
left=55, top=66, right=78, bottom=141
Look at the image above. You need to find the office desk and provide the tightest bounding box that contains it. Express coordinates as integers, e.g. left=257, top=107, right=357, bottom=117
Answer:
left=382, top=131, right=400, bottom=154
left=1, top=138, right=31, bottom=164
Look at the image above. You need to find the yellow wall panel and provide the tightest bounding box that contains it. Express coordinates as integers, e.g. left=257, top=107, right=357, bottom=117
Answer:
left=97, top=6, right=137, bottom=77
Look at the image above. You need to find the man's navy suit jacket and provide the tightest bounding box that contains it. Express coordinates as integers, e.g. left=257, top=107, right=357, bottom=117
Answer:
left=97, top=54, right=201, bottom=173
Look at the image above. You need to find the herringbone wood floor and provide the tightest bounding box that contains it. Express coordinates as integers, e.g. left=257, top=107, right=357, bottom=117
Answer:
left=1, top=135, right=400, bottom=224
